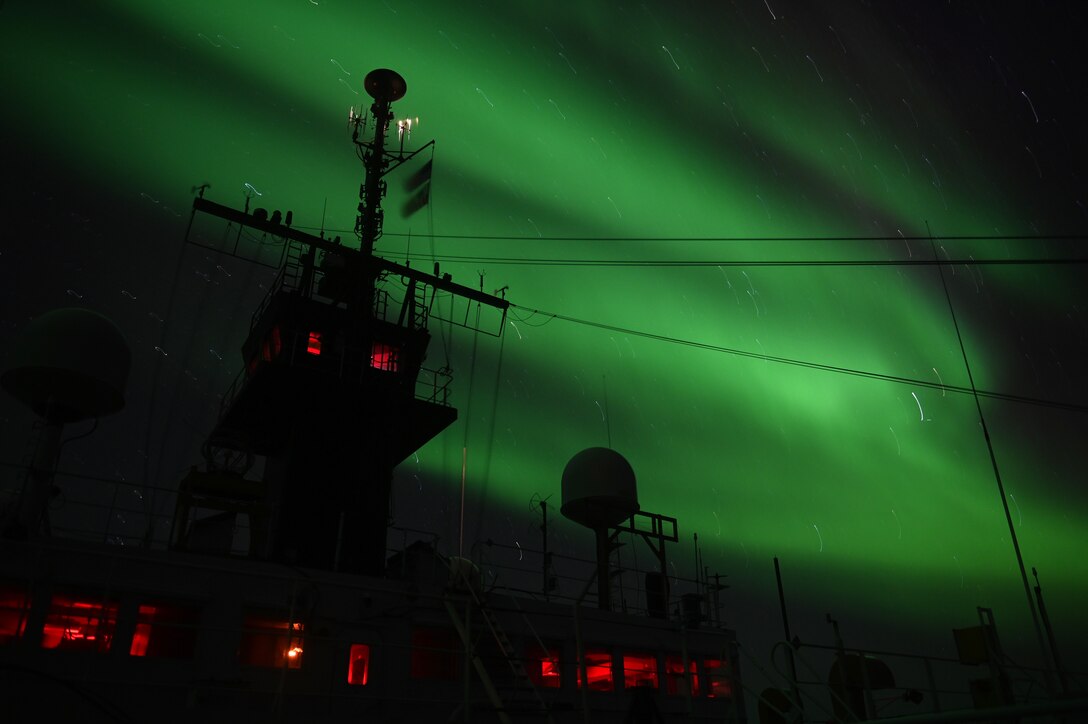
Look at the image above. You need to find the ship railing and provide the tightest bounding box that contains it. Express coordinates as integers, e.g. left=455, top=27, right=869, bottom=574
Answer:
left=466, top=537, right=719, bottom=626
left=764, top=637, right=1065, bottom=721
left=0, top=460, right=182, bottom=550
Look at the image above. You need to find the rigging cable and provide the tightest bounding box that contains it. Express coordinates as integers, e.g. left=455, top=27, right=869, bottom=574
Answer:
left=506, top=303, right=1088, bottom=414
left=472, top=319, right=508, bottom=547
left=458, top=275, right=485, bottom=558
left=926, top=221, right=1055, bottom=694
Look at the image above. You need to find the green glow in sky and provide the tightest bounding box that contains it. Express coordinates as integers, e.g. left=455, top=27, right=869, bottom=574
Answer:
left=2, top=0, right=1085, bottom=670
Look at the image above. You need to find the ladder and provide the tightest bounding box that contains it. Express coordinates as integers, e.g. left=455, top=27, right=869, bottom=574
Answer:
left=444, top=571, right=556, bottom=723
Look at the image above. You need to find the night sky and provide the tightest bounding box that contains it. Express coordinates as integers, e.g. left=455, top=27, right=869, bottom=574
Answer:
left=2, top=0, right=1086, bottom=701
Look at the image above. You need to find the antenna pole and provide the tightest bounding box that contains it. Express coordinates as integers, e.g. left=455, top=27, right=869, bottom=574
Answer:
left=602, top=374, right=612, bottom=448
left=541, top=500, right=550, bottom=600
left=926, top=222, right=1054, bottom=693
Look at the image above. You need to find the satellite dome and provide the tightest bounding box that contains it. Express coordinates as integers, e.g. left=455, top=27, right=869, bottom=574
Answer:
left=364, top=68, right=407, bottom=103
left=560, top=447, right=639, bottom=530
left=1, top=308, right=131, bottom=423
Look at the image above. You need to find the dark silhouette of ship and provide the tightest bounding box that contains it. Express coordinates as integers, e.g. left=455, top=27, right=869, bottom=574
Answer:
left=1, top=68, right=1084, bottom=723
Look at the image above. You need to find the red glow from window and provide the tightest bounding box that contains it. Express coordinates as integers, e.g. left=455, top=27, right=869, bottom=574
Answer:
left=525, top=644, right=561, bottom=689
left=576, top=649, right=614, bottom=691
left=623, top=652, right=659, bottom=689
left=1, top=586, right=30, bottom=644
left=370, top=342, right=399, bottom=372
left=270, top=326, right=283, bottom=358
left=410, top=627, right=460, bottom=680
left=41, top=595, right=117, bottom=652
left=665, top=655, right=700, bottom=696
left=238, top=615, right=304, bottom=668
left=306, top=332, right=322, bottom=356
left=348, top=643, right=370, bottom=686
left=129, top=603, right=199, bottom=659
left=703, top=658, right=733, bottom=698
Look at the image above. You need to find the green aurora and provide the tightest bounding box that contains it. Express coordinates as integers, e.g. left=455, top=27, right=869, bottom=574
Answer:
left=2, top=0, right=1085, bottom=673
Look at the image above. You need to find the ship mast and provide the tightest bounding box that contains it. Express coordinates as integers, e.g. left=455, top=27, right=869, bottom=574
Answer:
left=175, top=69, right=508, bottom=575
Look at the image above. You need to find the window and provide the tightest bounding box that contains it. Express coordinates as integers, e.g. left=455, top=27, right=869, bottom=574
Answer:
left=0, top=585, right=30, bottom=644
left=238, top=614, right=304, bottom=668
left=41, top=594, right=118, bottom=652
left=525, top=643, right=561, bottom=689
left=576, top=648, right=614, bottom=691
left=370, top=342, right=399, bottom=372
left=703, top=658, right=733, bottom=698
left=129, top=602, right=200, bottom=659
left=410, top=627, right=460, bottom=680
left=348, top=643, right=371, bottom=686
left=665, top=655, right=699, bottom=696
left=622, top=652, right=659, bottom=689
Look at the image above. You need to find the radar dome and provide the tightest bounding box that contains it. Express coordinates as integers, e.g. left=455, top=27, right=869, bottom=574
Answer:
left=560, top=447, right=639, bottom=529
left=1, top=308, right=131, bottom=423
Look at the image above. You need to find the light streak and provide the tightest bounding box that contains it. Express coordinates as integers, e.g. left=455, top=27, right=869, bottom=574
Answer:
left=1021, top=90, right=1040, bottom=123
left=751, top=46, right=770, bottom=72
left=813, top=523, right=824, bottom=552
left=889, top=427, right=901, bottom=456
left=911, top=391, right=924, bottom=421
left=662, top=46, right=680, bottom=70
left=1010, top=493, right=1023, bottom=527
left=932, top=367, right=946, bottom=395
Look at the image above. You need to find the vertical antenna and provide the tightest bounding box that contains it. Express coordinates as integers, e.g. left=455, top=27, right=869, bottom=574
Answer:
left=925, top=220, right=1054, bottom=692
left=459, top=446, right=467, bottom=557
left=602, top=374, right=612, bottom=448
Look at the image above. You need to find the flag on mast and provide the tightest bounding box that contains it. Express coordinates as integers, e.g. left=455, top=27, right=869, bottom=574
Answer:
left=402, top=159, right=432, bottom=217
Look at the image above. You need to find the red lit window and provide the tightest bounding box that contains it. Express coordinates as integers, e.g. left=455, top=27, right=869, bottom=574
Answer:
left=622, top=652, right=659, bottom=689
left=306, top=332, right=322, bottom=356
left=665, top=655, right=699, bottom=696
left=238, top=614, right=304, bottom=668
left=348, top=643, right=370, bottom=685
left=703, top=658, right=733, bottom=698
left=576, top=648, right=614, bottom=691
left=525, top=643, right=561, bottom=689
left=410, top=627, right=460, bottom=680
left=270, top=326, right=283, bottom=358
left=1, top=585, right=30, bottom=644
left=370, top=342, right=399, bottom=372
left=41, top=595, right=117, bottom=652
left=129, top=603, right=200, bottom=659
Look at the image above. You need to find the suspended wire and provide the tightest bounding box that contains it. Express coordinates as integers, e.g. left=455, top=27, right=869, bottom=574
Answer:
left=925, top=221, right=1054, bottom=691
left=507, top=302, right=1088, bottom=414
left=398, top=254, right=1087, bottom=268
left=292, top=229, right=1088, bottom=243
